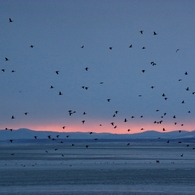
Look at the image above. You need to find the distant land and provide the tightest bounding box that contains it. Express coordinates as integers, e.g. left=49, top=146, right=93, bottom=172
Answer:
left=0, top=128, right=195, bottom=141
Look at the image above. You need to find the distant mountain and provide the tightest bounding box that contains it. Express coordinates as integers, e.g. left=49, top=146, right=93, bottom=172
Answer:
left=0, top=128, right=195, bottom=141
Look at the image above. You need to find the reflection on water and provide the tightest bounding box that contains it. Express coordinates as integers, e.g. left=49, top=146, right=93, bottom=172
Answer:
left=0, top=142, right=195, bottom=195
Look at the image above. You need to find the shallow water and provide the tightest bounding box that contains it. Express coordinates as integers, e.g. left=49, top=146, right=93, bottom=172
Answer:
left=0, top=142, right=195, bottom=195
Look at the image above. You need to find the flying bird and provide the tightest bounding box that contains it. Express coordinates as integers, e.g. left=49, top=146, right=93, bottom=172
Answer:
left=153, top=31, right=157, bottom=35
left=9, top=18, right=13, bottom=22
left=151, top=62, right=156, bottom=66
left=176, top=49, right=180, bottom=52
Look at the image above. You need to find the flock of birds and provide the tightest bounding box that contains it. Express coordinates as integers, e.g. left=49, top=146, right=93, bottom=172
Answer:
left=1, top=18, right=195, bottom=164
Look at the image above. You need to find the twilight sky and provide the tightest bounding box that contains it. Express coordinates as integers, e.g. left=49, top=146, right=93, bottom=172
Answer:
left=1, top=0, right=195, bottom=133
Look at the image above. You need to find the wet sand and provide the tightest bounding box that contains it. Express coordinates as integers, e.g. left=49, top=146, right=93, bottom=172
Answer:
left=0, top=141, right=195, bottom=195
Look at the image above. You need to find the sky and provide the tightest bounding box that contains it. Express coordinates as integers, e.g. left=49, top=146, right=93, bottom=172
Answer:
left=1, top=0, right=195, bottom=134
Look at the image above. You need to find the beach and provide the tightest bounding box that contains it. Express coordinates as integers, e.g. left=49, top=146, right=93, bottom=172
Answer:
left=0, top=141, right=195, bottom=195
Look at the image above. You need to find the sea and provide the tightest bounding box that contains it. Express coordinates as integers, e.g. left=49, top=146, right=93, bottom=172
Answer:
left=0, top=140, right=195, bottom=195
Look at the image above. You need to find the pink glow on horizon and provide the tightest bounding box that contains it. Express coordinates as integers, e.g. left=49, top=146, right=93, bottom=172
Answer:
left=4, top=119, right=194, bottom=134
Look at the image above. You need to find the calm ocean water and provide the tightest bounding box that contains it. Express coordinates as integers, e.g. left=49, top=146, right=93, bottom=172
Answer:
left=0, top=141, right=195, bottom=195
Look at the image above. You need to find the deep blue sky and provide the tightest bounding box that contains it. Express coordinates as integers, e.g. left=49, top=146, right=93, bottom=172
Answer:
left=1, top=0, right=195, bottom=133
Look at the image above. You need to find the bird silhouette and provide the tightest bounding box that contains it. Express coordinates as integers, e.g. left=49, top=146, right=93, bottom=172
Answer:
left=9, top=18, right=13, bottom=22
left=151, top=62, right=156, bottom=66
left=153, top=31, right=157, bottom=35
